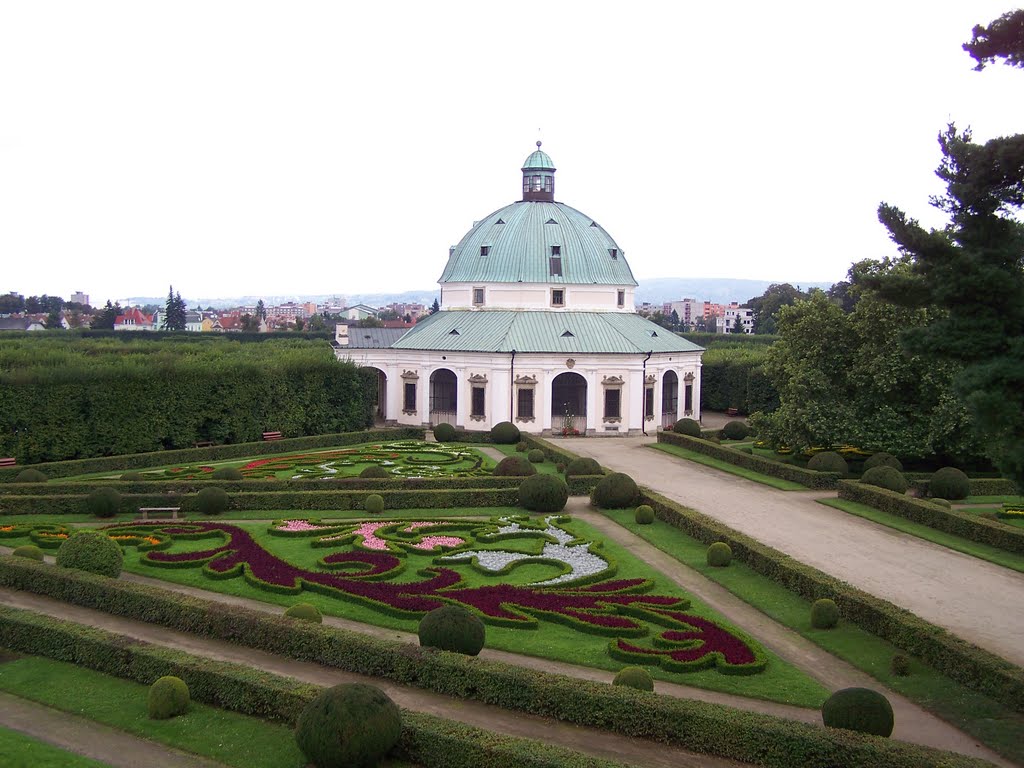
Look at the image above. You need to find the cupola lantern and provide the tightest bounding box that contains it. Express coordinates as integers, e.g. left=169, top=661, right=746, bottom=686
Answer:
left=521, top=142, right=556, bottom=202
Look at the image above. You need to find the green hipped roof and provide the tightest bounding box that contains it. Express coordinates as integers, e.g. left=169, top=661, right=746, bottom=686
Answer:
left=391, top=311, right=704, bottom=355
left=439, top=201, right=638, bottom=286
left=522, top=148, right=555, bottom=170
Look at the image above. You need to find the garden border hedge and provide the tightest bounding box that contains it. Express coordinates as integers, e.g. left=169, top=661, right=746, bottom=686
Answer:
left=0, top=427, right=426, bottom=482
left=905, top=475, right=1020, bottom=497
left=0, top=575, right=989, bottom=768
left=638, top=489, right=1024, bottom=711
left=656, top=432, right=840, bottom=490
left=837, top=481, right=1024, bottom=555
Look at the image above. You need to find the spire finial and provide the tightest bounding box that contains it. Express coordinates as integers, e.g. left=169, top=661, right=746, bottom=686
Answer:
left=537, top=140, right=542, bottom=149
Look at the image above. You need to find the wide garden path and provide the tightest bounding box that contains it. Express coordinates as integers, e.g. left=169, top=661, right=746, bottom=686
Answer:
left=563, top=436, right=1024, bottom=668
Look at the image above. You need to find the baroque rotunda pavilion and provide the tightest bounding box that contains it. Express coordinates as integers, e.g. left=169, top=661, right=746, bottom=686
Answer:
left=334, top=144, right=703, bottom=435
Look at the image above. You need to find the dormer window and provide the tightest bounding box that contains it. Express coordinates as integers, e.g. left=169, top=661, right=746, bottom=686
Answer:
left=480, top=245, right=490, bottom=256
left=549, top=255, right=563, bottom=276
left=551, top=245, right=561, bottom=255
left=552, top=289, right=565, bottom=307
left=609, top=249, right=618, bottom=259
left=473, top=288, right=485, bottom=305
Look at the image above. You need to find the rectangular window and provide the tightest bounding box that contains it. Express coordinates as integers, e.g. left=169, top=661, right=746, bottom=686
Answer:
left=517, top=388, right=535, bottom=419
left=403, top=382, right=417, bottom=412
left=471, top=386, right=485, bottom=418
left=617, top=290, right=625, bottom=308
left=604, top=389, right=621, bottom=419
left=684, top=383, right=693, bottom=413
left=549, top=256, right=562, bottom=276
left=645, top=386, right=654, bottom=419
left=473, top=288, right=485, bottom=305
left=551, top=289, right=564, bottom=307
left=480, top=245, right=490, bottom=256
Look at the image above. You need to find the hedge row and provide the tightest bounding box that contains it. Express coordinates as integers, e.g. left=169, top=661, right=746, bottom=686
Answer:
left=699, top=347, right=779, bottom=415
left=521, top=434, right=581, bottom=468
left=0, top=561, right=989, bottom=768
left=639, top=489, right=1024, bottom=712
left=0, top=487, right=519, bottom=516
left=0, top=428, right=426, bottom=482
left=837, top=481, right=1024, bottom=555
left=657, top=432, right=840, bottom=490
left=0, top=604, right=627, bottom=768
left=905, top=475, right=1020, bottom=497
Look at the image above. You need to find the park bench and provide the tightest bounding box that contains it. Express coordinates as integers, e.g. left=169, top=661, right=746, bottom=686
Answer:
left=193, top=441, right=214, bottom=448
left=726, top=408, right=739, bottom=417
left=137, top=507, right=182, bottom=522
left=0, top=458, right=16, bottom=467
left=262, top=431, right=283, bottom=441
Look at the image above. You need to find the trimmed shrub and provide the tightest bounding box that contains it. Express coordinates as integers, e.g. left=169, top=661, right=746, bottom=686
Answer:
left=634, top=505, right=655, bottom=524
left=721, top=420, right=750, bottom=440
left=591, top=472, right=638, bottom=509
left=148, top=675, right=190, bottom=719
left=565, top=457, right=602, bottom=477
left=295, top=683, right=402, bottom=768
left=418, top=604, right=486, bottom=656
left=929, top=467, right=970, bottom=501
left=364, top=494, right=385, bottom=514
left=196, top=487, right=229, bottom=516
left=891, top=654, right=911, bottom=677
left=672, top=418, right=702, bottom=437
left=12, top=545, right=44, bottom=561
left=493, top=456, right=537, bottom=477
left=860, top=466, right=908, bottom=494
left=706, top=541, right=732, bottom=567
left=807, top=451, right=848, bottom=477
left=518, top=474, right=569, bottom=513
left=86, top=487, right=122, bottom=518
left=811, top=598, right=839, bottom=629
left=432, top=423, right=457, bottom=443
left=864, top=452, right=903, bottom=472
left=930, top=497, right=953, bottom=509
left=821, top=687, right=894, bottom=737
left=212, top=466, right=243, bottom=481
left=359, top=466, right=390, bottom=479
left=120, top=472, right=143, bottom=481
left=515, top=441, right=528, bottom=453
left=55, top=531, right=123, bottom=577
left=285, top=603, right=323, bottom=623
left=612, top=666, right=654, bottom=691
left=527, top=449, right=545, bottom=464
left=490, top=421, right=521, bottom=445
left=555, top=462, right=566, bottom=474
left=13, top=469, right=46, bottom=483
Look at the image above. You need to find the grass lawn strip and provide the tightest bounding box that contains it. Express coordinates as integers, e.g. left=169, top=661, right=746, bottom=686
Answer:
left=964, top=496, right=1024, bottom=506
left=601, top=508, right=1024, bottom=765
left=0, top=725, right=114, bottom=768
left=649, top=443, right=806, bottom=491
left=818, top=498, right=1024, bottom=573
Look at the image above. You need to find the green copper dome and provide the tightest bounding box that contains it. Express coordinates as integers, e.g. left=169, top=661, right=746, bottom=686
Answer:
left=522, top=142, right=555, bottom=170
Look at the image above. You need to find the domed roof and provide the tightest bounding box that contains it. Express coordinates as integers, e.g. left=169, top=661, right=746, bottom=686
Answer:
left=522, top=143, right=555, bottom=170
left=438, top=200, right=637, bottom=286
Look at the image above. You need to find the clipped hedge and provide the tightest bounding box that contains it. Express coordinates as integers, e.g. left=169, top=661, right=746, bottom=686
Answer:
left=0, top=598, right=988, bottom=768
left=657, top=432, right=840, bottom=490
left=837, top=481, right=1024, bottom=555
left=636, top=489, right=1024, bottom=712
left=906, top=475, right=1019, bottom=497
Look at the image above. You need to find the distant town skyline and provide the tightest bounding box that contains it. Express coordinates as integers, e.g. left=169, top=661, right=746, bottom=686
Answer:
left=1, top=2, right=1017, bottom=304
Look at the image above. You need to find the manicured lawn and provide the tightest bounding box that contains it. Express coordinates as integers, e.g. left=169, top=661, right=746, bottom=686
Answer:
left=817, top=498, right=1024, bottom=573
left=649, top=444, right=805, bottom=491
left=602, top=508, right=1024, bottom=764
left=960, top=507, right=1024, bottom=529
left=963, top=495, right=1024, bottom=505
left=0, top=726, right=112, bottom=768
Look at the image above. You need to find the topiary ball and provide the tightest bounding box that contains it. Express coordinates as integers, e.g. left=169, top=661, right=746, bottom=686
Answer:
left=285, top=603, right=323, bottom=623
left=13, top=468, right=46, bottom=483
left=811, top=598, right=840, bottom=629
left=634, top=505, right=655, bottom=524
left=86, top=487, right=122, bottom=518
left=359, top=465, right=390, bottom=479
left=518, top=474, right=569, bottom=513
left=860, top=466, right=908, bottom=494
left=364, top=494, right=385, bottom=514
left=295, top=683, right=402, bottom=768
left=490, top=421, right=521, bottom=445
left=515, top=441, right=528, bottom=453
left=120, top=472, right=143, bottom=481
left=196, top=486, right=230, bottom=515
left=565, top=457, right=602, bottom=477
left=863, top=452, right=903, bottom=472
left=929, top=467, right=970, bottom=501
left=930, top=497, right=953, bottom=509
left=807, top=451, right=848, bottom=477
left=590, top=472, right=639, bottom=509
left=418, top=604, right=486, bottom=656
left=721, top=420, right=750, bottom=440
left=493, top=456, right=537, bottom=477
left=527, top=448, right=545, bottom=463
left=55, top=531, right=123, bottom=577
left=148, top=676, right=190, bottom=720
left=612, top=666, right=654, bottom=691
left=12, top=545, right=44, bottom=561
left=212, top=466, right=243, bottom=481
left=706, top=541, right=732, bottom=567
left=890, top=654, right=911, bottom=677
left=821, top=687, right=894, bottom=737
left=432, top=422, right=457, bottom=443
left=672, top=418, right=702, bottom=437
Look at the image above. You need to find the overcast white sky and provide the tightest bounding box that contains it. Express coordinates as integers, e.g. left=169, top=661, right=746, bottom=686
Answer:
left=1, top=1, right=1018, bottom=305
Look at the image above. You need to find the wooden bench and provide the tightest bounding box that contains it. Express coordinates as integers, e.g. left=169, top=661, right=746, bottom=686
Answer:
left=0, top=458, right=16, bottom=468
left=137, top=507, right=182, bottom=522
left=193, top=441, right=214, bottom=448
left=262, top=431, right=283, bottom=441
left=726, top=408, right=739, bottom=417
